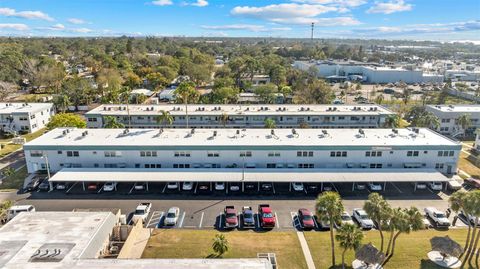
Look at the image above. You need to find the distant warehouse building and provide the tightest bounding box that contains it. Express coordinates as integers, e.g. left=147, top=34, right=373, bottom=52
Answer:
left=0, top=103, right=54, bottom=134
left=293, top=60, right=444, bottom=84
left=84, top=104, right=395, bottom=129
left=24, top=128, right=460, bottom=187
left=426, top=105, right=480, bottom=136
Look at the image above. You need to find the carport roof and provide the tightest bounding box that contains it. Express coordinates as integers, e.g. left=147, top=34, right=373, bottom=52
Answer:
left=48, top=168, right=450, bottom=183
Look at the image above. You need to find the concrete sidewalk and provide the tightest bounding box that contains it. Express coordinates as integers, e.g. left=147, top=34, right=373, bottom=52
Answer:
left=296, top=231, right=316, bottom=269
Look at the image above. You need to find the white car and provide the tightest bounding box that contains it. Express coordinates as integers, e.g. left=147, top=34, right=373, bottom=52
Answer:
left=132, top=203, right=152, bottom=223
left=165, top=207, right=180, bottom=226
left=352, top=208, right=374, bottom=229
left=134, top=183, right=146, bottom=191
left=167, top=182, right=179, bottom=190
left=461, top=211, right=480, bottom=225
left=56, top=183, right=67, bottom=190
left=424, top=207, right=450, bottom=228
left=415, top=182, right=427, bottom=190
left=215, top=182, right=225, bottom=191
left=355, top=183, right=366, bottom=190
left=103, top=182, right=117, bottom=192
left=339, top=211, right=355, bottom=226
left=182, top=182, right=193, bottom=191
left=422, top=214, right=432, bottom=229
left=230, top=184, right=240, bottom=192
left=368, top=183, right=382, bottom=191
left=429, top=182, right=443, bottom=191
left=292, top=182, right=304, bottom=192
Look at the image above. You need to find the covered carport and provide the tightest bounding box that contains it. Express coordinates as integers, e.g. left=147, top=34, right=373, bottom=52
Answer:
left=46, top=168, right=451, bottom=192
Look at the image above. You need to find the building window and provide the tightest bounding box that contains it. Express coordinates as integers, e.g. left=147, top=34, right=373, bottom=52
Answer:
left=370, top=163, right=383, bottom=169
left=174, top=151, right=191, bottom=157
left=240, top=151, right=252, bottom=157
left=173, top=164, right=190, bottom=168
left=449, top=151, right=454, bottom=156
left=407, top=151, right=419, bottom=157
left=268, top=152, right=281, bottom=157
left=207, top=152, right=220, bottom=157
left=297, top=151, right=314, bottom=157
left=105, top=151, right=122, bottom=157
left=30, top=150, right=43, bottom=157
left=298, top=163, right=314, bottom=169
left=366, top=151, right=382, bottom=157
left=330, top=151, right=347, bottom=157
left=140, top=151, right=157, bottom=157
left=66, top=151, right=79, bottom=157
left=57, top=151, right=62, bottom=154
left=266, top=163, right=276, bottom=168
left=435, top=163, right=444, bottom=169
left=87, top=118, right=97, bottom=122
left=104, top=164, right=118, bottom=168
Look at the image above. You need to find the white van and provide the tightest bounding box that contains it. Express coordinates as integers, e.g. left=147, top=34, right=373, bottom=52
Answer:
left=6, top=205, right=36, bottom=221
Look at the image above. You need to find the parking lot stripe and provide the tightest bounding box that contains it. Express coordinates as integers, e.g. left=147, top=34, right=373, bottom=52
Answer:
left=390, top=182, right=403, bottom=193
left=146, top=211, right=163, bottom=228
left=65, top=182, right=78, bottom=193
left=274, top=212, right=279, bottom=229
left=199, top=212, right=204, bottom=228
left=219, top=211, right=224, bottom=229
left=291, top=212, right=299, bottom=228
left=178, top=211, right=186, bottom=228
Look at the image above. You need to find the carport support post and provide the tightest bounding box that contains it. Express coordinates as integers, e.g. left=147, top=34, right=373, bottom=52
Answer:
left=210, top=182, right=212, bottom=191
left=146, top=182, right=149, bottom=191
left=352, top=182, right=355, bottom=192
left=384, top=181, right=386, bottom=190
left=289, top=183, right=291, bottom=192
left=242, top=182, right=244, bottom=192
left=414, top=183, right=417, bottom=192
left=444, top=182, right=447, bottom=192
left=82, top=181, right=85, bottom=191
left=321, top=182, right=323, bottom=190
left=49, top=181, right=53, bottom=192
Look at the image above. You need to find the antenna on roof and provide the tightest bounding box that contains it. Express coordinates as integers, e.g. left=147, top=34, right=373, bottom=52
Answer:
left=358, top=128, right=365, bottom=136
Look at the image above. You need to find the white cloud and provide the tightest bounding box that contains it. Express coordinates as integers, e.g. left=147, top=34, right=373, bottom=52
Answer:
left=152, top=0, right=173, bottom=6
left=51, top=23, right=65, bottom=30
left=191, top=0, right=208, bottom=7
left=201, top=24, right=292, bottom=32
left=0, top=23, right=29, bottom=31
left=354, top=20, right=480, bottom=36
left=67, top=18, right=86, bottom=24
left=367, top=0, right=412, bottom=14
left=71, top=27, right=93, bottom=33
left=231, top=3, right=336, bottom=24
left=292, top=0, right=366, bottom=7
left=0, top=7, right=54, bottom=21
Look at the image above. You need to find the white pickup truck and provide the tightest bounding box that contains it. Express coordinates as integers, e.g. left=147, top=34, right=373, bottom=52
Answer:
left=132, top=203, right=152, bottom=223
left=424, top=207, right=450, bottom=228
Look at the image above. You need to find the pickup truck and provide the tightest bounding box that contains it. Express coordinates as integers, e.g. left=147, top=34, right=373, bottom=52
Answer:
left=258, top=204, right=275, bottom=229
left=242, top=206, right=255, bottom=228
left=424, top=207, right=450, bottom=228
left=224, top=206, right=238, bottom=229
left=132, top=202, right=152, bottom=223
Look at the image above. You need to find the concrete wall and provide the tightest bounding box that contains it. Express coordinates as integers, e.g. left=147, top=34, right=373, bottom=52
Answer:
left=117, top=220, right=149, bottom=259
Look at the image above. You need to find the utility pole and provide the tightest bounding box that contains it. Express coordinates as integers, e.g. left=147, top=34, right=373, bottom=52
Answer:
left=311, top=22, right=315, bottom=42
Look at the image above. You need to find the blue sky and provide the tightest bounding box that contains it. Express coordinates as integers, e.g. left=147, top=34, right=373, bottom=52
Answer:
left=0, top=0, right=479, bottom=41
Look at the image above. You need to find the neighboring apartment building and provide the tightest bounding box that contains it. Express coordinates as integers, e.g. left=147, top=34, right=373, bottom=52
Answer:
left=0, top=103, right=54, bottom=134
left=84, top=104, right=395, bottom=129
left=24, top=127, right=460, bottom=176
left=293, top=60, right=444, bottom=84
left=426, top=105, right=480, bottom=136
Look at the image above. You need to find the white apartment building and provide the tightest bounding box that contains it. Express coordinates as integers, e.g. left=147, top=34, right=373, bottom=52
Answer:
left=0, top=103, right=54, bottom=134
left=85, top=104, right=395, bottom=129
left=426, top=105, right=480, bottom=136
left=293, top=60, right=444, bottom=84
left=24, top=128, right=460, bottom=183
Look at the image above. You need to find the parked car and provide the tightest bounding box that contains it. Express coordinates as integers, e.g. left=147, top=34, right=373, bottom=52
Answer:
left=292, top=182, right=304, bottom=192
left=297, top=208, right=315, bottom=230
left=261, top=183, right=273, bottom=192
left=415, top=182, right=427, bottom=190
left=242, top=206, right=255, bottom=228
left=461, top=211, right=480, bottom=225
left=103, top=182, right=117, bottom=192
left=87, top=183, right=98, bottom=191
left=368, top=183, right=382, bottom=191
left=6, top=205, right=35, bottom=222
left=197, top=182, right=210, bottom=192
left=352, top=208, right=374, bottom=229
left=56, top=182, right=67, bottom=190
left=429, top=182, right=443, bottom=191
left=422, top=214, right=432, bottom=229
left=306, top=184, right=320, bottom=193
left=464, top=177, right=480, bottom=189
left=230, top=183, right=240, bottom=192
left=224, top=206, right=238, bottom=229
left=355, top=183, right=366, bottom=191
left=167, top=182, right=178, bottom=190
left=215, top=182, right=225, bottom=191
left=182, top=182, right=193, bottom=191
left=38, top=179, right=50, bottom=191
left=132, top=203, right=152, bottom=223
left=134, top=183, right=147, bottom=191
left=244, top=183, right=256, bottom=191
left=338, top=211, right=355, bottom=226
left=165, top=207, right=180, bottom=226
left=424, top=207, right=450, bottom=228
left=323, top=183, right=334, bottom=192
left=25, top=178, right=42, bottom=192
left=258, top=204, right=275, bottom=228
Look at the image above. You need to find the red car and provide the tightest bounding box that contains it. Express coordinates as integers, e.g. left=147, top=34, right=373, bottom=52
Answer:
left=465, top=177, right=480, bottom=189
left=87, top=183, right=98, bottom=191
left=298, top=208, right=315, bottom=230
left=224, top=206, right=238, bottom=228
left=258, top=204, right=275, bottom=228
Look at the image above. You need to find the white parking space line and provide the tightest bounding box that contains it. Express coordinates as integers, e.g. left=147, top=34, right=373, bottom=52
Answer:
left=390, top=182, right=403, bottom=193
left=146, top=211, right=164, bottom=228
left=290, top=212, right=300, bottom=228
left=199, top=212, right=204, bottom=228
left=128, top=183, right=136, bottom=195
left=312, top=216, right=319, bottom=229
left=66, top=182, right=78, bottom=193
left=274, top=212, right=279, bottom=229
left=427, top=187, right=434, bottom=194
left=332, top=183, right=339, bottom=193
left=177, top=211, right=186, bottom=228
left=219, top=211, right=224, bottom=229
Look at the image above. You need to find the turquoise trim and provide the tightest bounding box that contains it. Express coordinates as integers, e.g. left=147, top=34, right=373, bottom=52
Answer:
left=24, top=144, right=462, bottom=151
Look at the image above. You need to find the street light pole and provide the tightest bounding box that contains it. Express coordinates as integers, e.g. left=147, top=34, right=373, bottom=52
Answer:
left=42, top=154, right=52, bottom=191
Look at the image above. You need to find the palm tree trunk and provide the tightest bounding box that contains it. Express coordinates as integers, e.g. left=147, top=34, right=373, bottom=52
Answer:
left=468, top=222, right=480, bottom=265
left=385, top=228, right=395, bottom=256
left=389, top=231, right=402, bottom=257
left=459, top=224, right=472, bottom=259
left=342, top=248, right=346, bottom=269
left=378, top=225, right=384, bottom=252
left=465, top=220, right=478, bottom=262
left=330, top=218, right=336, bottom=266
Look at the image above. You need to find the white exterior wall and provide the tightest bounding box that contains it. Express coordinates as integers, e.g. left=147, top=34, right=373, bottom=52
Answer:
left=0, top=103, right=54, bottom=133
left=426, top=105, right=480, bottom=136
left=25, top=146, right=459, bottom=175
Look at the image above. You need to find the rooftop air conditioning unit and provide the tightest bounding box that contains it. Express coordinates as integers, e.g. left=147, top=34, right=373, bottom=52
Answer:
left=292, top=128, right=297, bottom=135
left=392, top=129, right=398, bottom=134
left=358, top=129, right=365, bottom=135
left=271, top=129, right=275, bottom=136
left=191, top=128, right=195, bottom=134
left=213, top=130, right=217, bottom=137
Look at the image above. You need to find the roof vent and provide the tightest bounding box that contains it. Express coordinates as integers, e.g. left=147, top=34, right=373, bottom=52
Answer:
left=322, top=130, right=328, bottom=135
left=392, top=129, right=398, bottom=134
left=123, top=129, right=129, bottom=135
left=213, top=130, right=217, bottom=137
left=358, top=128, right=365, bottom=136
left=271, top=129, right=275, bottom=136
left=292, top=128, right=297, bottom=135
left=191, top=128, right=195, bottom=134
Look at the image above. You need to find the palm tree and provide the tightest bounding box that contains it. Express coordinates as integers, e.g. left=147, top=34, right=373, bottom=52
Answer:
left=449, top=191, right=472, bottom=258
left=384, top=114, right=401, bottom=128
left=212, top=233, right=229, bottom=257
left=401, top=88, right=412, bottom=105
left=336, top=223, right=364, bottom=269
left=219, top=113, right=229, bottom=127
left=316, top=191, right=344, bottom=266
left=156, top=110, right=173, bottom=129
left=456, top=113, right=471, bottom=138
left=375, top=94, right=384, bottom=105
left=104, top=116, right=125, bottom=129
left=264, top=118, right=276, bottom=129
left=465, top=190, right=480, bottom=264
left=174, top=81, right=198, bottom=128
left=386, top=207, right=424, bottom=261
left=363, top=193, right=391, bottom=253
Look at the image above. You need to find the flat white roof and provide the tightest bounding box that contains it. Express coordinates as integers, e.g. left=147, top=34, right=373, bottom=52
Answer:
left=427, top=105, right=480, bottom=113
left=0, top=103, right=53, bottom=114
left=49, top=168, right=450, bottom=183
left=24, top=128, right=460, bottom=149
left=85, top=104, right=394, bottom=116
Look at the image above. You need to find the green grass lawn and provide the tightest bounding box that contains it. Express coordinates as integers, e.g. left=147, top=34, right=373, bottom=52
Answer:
left=458, top=151, right=480, bottom=178
left=305, top=229, right=473, bottom=269
left=0, top=128, right=46, bottom=158
left=142, top=230, right=307, bottom=269
left=0, top=166, right=28, bottom=190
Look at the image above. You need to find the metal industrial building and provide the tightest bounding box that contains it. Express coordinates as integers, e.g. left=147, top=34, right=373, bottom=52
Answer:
left=85, top=104, right=395, bottom=129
